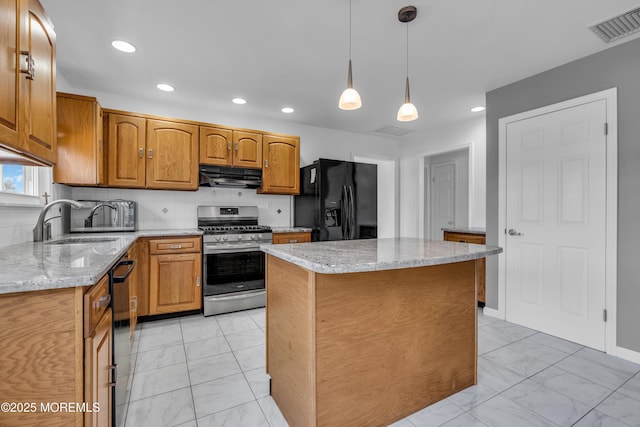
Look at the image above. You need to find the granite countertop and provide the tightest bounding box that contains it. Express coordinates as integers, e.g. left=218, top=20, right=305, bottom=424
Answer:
left=261, top=237, right=501, bottom=274
left=271, top=227, right=312, bottom=233
left=442, top=227, right=486, bottom=235
left=0, top=229, right=202, bottom=295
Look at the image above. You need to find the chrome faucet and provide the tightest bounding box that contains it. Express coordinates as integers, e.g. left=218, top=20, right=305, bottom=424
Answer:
left=33, top=199, right=83, bottom=242
left=85, top=203, right=117, bottom=227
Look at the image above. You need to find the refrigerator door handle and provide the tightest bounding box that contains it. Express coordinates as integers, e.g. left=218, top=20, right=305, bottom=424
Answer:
left=341, top=185, right=348, bottom=240
left=348, top=186, right=355, bottom=239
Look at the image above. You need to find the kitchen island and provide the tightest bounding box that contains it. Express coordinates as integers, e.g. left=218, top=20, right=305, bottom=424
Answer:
left=261, top=238, right=502, bottom=427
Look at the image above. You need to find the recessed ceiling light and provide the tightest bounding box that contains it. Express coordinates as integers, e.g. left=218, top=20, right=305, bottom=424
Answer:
left=156, top=83, right=174, bottom=92
left=232, top=98, right=247, bottom=105
left=470, top=106, right=485, bottom=113
left=111, top=40, right=136, bottom=53
left=281, top=107, right=294, bottom=114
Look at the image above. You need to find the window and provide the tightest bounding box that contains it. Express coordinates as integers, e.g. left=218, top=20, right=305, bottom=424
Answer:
left=0, top=163, right=51, bottom=205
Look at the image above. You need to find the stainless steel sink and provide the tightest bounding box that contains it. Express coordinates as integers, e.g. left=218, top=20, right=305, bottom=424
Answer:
left=45, top=237, right=119, bottom=245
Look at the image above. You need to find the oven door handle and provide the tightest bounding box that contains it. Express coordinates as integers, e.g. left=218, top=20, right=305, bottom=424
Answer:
left=112, top=259, right=135, bottom=283
left=204, top=246, right=263, bottom=254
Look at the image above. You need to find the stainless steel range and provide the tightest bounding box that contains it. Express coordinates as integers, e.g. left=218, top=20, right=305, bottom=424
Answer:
left=198, top=206, right=272, bottom=316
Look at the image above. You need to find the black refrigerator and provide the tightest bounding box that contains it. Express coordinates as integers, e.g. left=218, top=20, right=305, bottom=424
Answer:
left=294, top=158, right=377, bottom=241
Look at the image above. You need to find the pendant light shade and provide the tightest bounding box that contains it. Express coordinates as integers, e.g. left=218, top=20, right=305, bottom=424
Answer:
left=339, top=60, right=362, bottom=110
left=338, top=0, right=362, bottom=110
left=397, top=6, right=418, bottom=122
left=397, top=77, right=418, bottom=121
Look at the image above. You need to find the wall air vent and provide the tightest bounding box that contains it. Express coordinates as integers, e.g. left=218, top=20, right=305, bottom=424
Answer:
left=373, top=125, right=414, bottom=137
left=589, top=7, right=640, bottom=43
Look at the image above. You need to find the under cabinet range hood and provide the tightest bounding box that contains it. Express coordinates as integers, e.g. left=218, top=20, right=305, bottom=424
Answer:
left=199, top=165, right=262, bottom=189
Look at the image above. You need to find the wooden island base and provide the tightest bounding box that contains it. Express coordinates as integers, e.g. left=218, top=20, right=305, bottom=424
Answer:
left=266, top=255, right=478, bottom=427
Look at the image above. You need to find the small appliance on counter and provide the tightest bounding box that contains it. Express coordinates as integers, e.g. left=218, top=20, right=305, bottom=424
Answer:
left=68, top=200, right=137, bottom=233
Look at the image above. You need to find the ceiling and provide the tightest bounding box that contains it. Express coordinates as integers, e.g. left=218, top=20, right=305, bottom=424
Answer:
left=41, top=0, right=640, bottom=137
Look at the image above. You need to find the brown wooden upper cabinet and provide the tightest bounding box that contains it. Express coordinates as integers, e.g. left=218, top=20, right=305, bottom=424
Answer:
left=0, top=0, right=56, bottom=165
left=146, top=119, right=199, bottom=190
left=107, top=113, right=146, bottom=188
left=54, top=93, right=105, bottom=185
left=106, top=113, right=199, bottom=190
left=260, top=134, right=300, bottom=195
left=200, top=127, right=262, bottom=169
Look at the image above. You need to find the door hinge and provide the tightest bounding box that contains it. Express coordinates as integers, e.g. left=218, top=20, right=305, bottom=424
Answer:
left=603, top=309, right=607, bottom=322
left=604, top=123, right=608, bottom=135
left=432, top=176, right=435, bottom=183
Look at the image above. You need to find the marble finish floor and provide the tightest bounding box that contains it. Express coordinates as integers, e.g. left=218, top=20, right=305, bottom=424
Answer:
left=122, top=308, right=640, bottom=427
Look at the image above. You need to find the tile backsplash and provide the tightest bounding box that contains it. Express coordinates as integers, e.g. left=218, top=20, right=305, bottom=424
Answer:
left=70, top=186, right=293, bottom=230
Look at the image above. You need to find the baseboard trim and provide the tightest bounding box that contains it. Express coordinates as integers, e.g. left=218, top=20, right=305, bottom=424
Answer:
left=482, top=307, right=504, bottom=320
left=614, top=346, right=640, bottom=364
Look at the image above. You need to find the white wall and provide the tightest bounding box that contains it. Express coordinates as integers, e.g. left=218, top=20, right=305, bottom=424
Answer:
left=399, top=116, right=486, bottom=238
left=53, top=84, right=402, bottom=232
left=71, top=186, right=292, bottom=230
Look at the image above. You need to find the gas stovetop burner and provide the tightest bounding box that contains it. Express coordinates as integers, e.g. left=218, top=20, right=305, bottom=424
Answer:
left=198, top=224, right=272, bottom=235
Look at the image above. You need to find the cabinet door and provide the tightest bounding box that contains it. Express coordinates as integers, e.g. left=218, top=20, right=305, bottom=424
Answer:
left=18, top=0, right=56, bottom=164
left=54, top=93, right=104, bottom=185
left=149, top=252, right=202, bottom=314
left=0, top=0, right=21, bottom=150
left=107, top=113, right=146, bottom=188
left=261, top=134, right=300, bottom=194
left=146, top=119, right=199, bottom=190
left=84, top=309, right=112, bottom=427
left=200, top=126, right=233, bottom=166
left=128, top=241, right=138, bottom=340
left=232, top=130, right=262, bottom=169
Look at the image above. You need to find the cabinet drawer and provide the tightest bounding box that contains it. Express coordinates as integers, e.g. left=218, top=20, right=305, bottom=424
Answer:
left=84, top=275, right=110, bottom=338
left=149, top=236, right=201, bottom=254
left=443, top=232, right=485, bottom=245
left=272, top=232, right=311, bottom=244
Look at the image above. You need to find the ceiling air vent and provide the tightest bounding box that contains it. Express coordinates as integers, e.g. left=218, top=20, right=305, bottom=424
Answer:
left=374, top=125, right=414, bottom=137
left=590, top=7, right=640, bottom=43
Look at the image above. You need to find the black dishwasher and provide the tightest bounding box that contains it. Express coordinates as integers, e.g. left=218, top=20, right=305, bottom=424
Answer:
left=110, top=254, right=136, bottom=427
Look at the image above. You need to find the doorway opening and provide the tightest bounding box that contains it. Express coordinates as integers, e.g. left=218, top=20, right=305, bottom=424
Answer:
left=424, top=148, right=469, bottom=240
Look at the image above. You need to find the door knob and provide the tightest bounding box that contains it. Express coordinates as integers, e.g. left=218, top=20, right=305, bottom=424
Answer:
left=508, top=229, right=523, bottom=236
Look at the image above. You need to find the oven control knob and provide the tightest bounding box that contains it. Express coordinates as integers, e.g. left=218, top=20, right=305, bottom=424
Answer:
left=251, top=234, right=258, bottom=241
left=222, top=236, right=228, bottom=241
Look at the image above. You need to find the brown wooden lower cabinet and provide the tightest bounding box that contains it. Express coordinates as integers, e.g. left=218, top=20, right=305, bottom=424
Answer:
left=84, top=308, right=112, bottom=427
left=0, top=280, right=113, bottom=427
left=147, top=236, right=202, bottom=315
left=272, top=231, right=311, bottom=244
left=444, top=230, right=486, bottom=305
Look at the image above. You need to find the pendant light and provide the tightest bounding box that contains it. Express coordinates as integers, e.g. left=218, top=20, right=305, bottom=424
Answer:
left=338, top=0, right=362, bottom=110
left=397, top=6, right=418, bottom=122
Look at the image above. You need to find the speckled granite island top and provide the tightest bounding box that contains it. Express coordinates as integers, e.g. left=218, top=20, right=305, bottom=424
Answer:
left=0, top=229, right=202, bottom=295
left=261, top=237, right=502, bottom=274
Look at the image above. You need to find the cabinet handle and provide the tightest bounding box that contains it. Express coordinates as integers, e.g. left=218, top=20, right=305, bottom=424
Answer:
left=289, top=239, right=298, bottom=243
left=264, top=159, right=269, bottom=168
left=235, top=142, right=239, bottom=151
left=170, top=244, right=182, bottom=249
left=93, top=294, right=111, bottom=309
left=148, top=148, right=153, bottom=159
left=196, top=277, right=201, bottom=287
left=139, top=148, right=144, bottom=158
left=131, top=296, right=138, bottom=312
left=19, top=51, right=35, bottom=80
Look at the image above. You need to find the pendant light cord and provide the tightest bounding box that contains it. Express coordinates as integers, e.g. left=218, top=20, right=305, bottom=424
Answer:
left=348, top=0, right=352, bottom=60
left=406, top=22, right=409, bottom=78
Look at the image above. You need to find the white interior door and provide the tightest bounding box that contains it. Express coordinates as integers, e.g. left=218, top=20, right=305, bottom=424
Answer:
left=431, top=163, right=455, bottom=240
left=505, top=99, right=607, bottom=350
